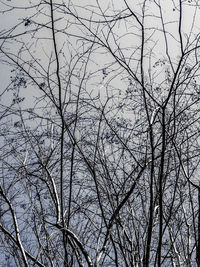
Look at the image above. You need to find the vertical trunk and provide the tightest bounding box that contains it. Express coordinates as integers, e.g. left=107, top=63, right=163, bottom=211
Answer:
left=157, top=109, right=166, bottom=267
left=196, top=186, right=200, bottom=266
left=144, top=158, right=154, bottom=266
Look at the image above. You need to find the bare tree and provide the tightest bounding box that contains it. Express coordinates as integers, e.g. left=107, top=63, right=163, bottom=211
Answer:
left=0, top=0, right=200, bottom=266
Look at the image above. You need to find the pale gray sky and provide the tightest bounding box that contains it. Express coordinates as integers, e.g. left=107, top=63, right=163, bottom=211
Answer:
left=0, top=0, right=200, bottom=108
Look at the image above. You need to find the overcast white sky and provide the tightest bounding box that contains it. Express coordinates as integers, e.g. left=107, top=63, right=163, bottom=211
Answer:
left=0, top=0, right=200, bottom=110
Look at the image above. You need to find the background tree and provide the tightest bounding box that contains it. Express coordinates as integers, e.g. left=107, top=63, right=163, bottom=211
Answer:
left=0, top=0, right=200, bottom=266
